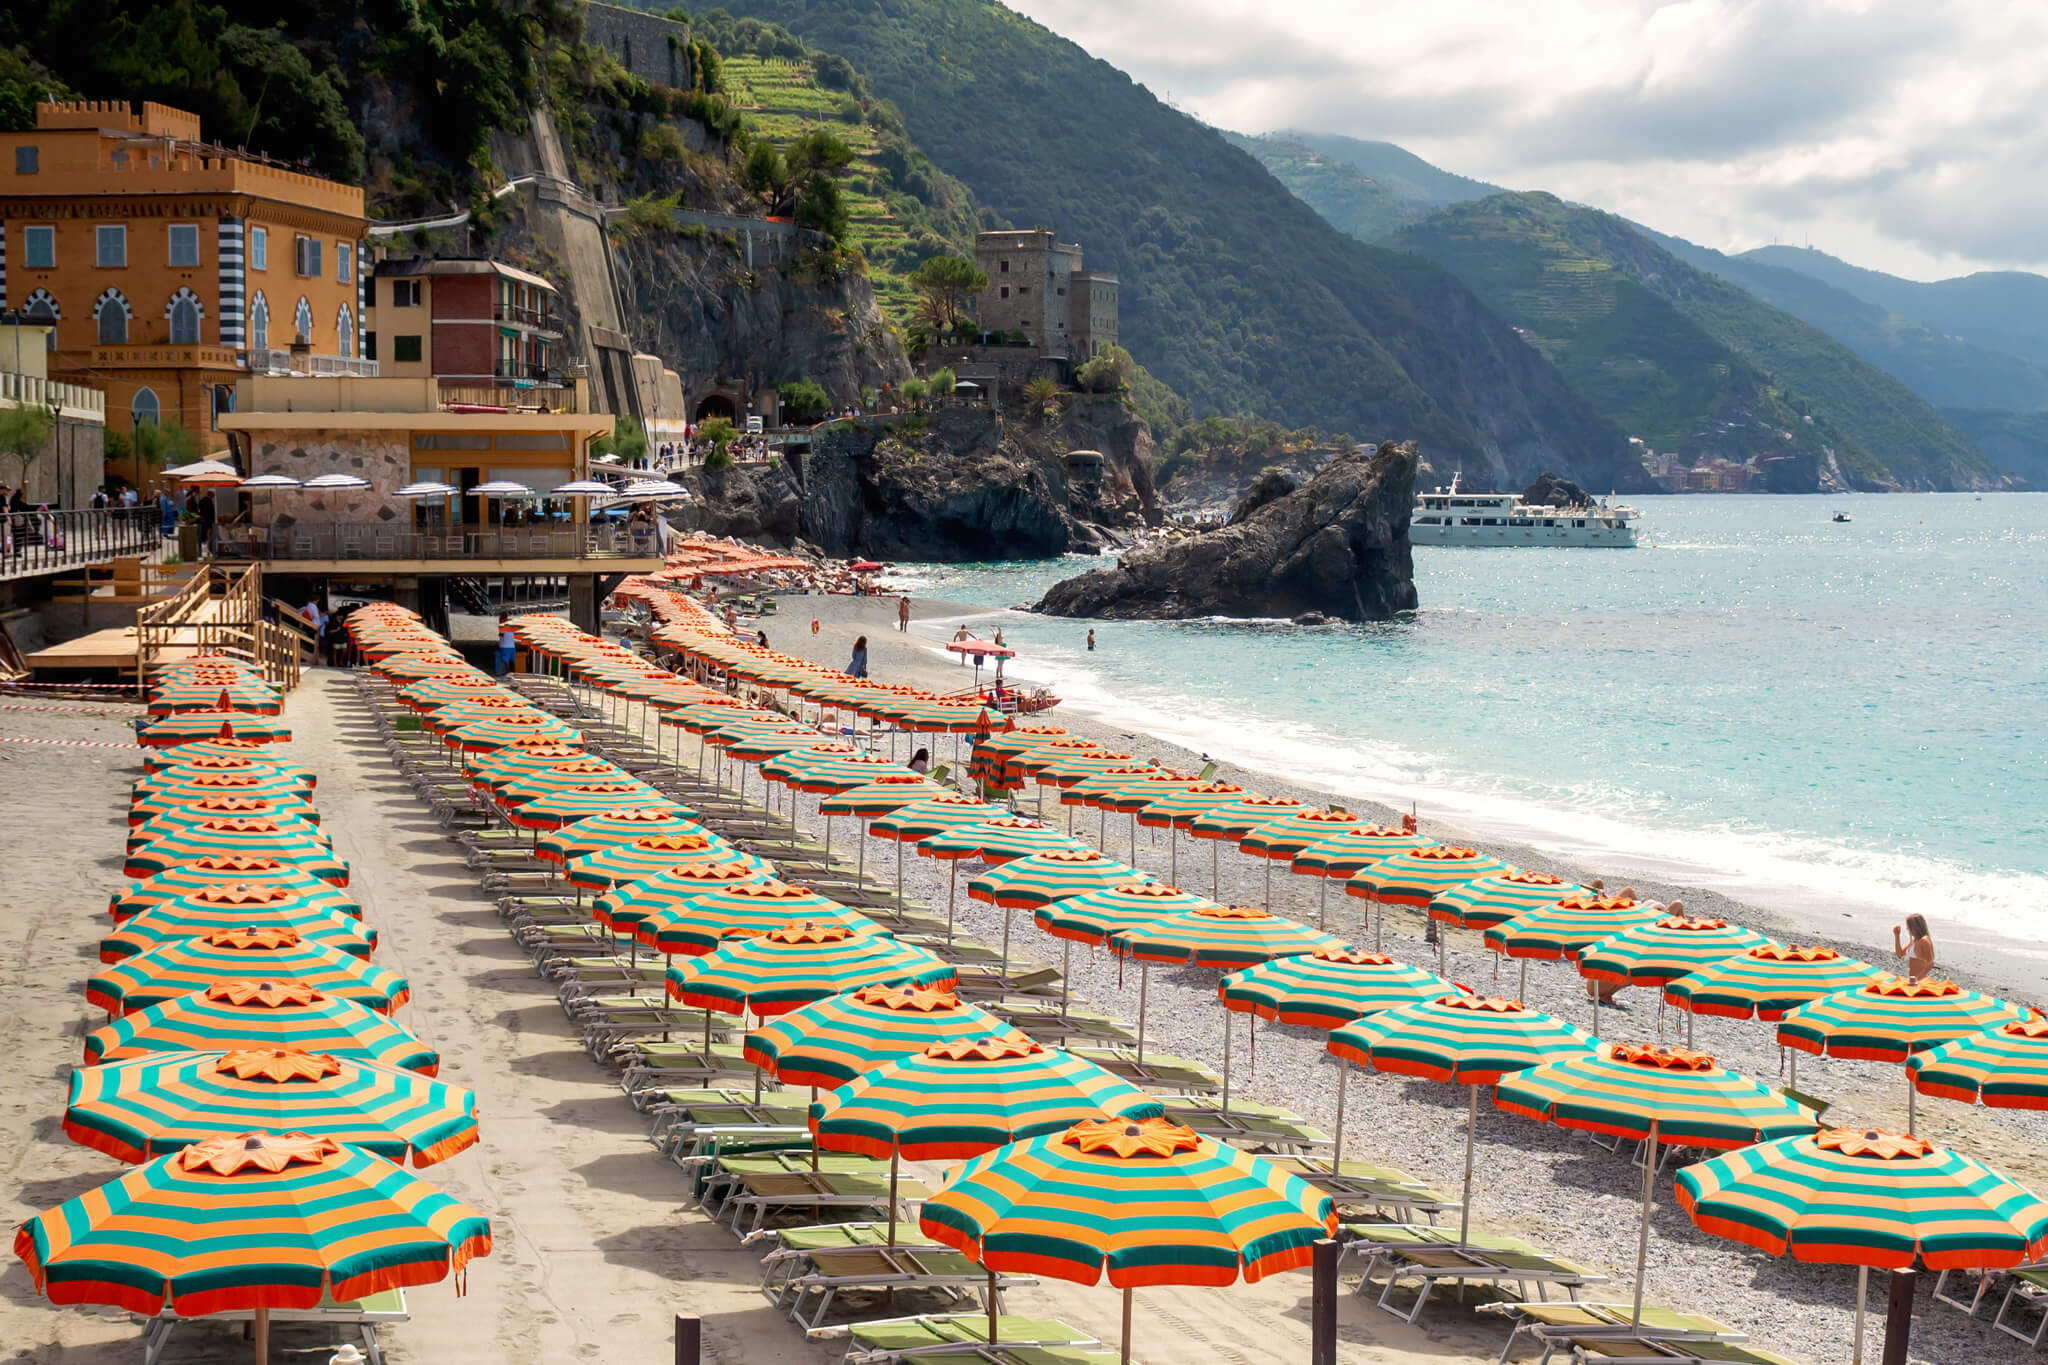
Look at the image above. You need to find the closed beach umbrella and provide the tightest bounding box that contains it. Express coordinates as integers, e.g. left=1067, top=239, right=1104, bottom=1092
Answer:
left=1237, top=808, right=1368, bottom=914
left=1778, top=975, right=2028, bottom=1132
left=636, top=878, right=865, bottom=956
left=64, top=1049, right=480, bottom=1168
left=101, top=887, right=375, bottom=963
left=125, top=818, right=348, bottom=886
left=83, top=981, right=438, bottom=1074
left=916, top=816, right=1089, bottom=941
left=1220, top=946, right=1458, bottom=1030
left=111, top=858, right=358, bottom=923
left=87, top=929, right=411, bottom=1016
left=14, top=1130, right=490, bottom=1363
left=745, top=984, right=1006, bottom=1089
left=535, top=808, right=710, bottom=865
left=920, top=1116, right=1336, bottom=1364
left=1676, top=1127, right=2048, bottom=1365
left=1910, top=1016, right=2048, bottom=1110
left=665, top=922, right=955, bottom=1017
left=1427, top=868, right=1584, bottom=931
left=137, top=712, right=292, bottom=748
left=561, top=830, right=726, bottom=893
left=1664, top=943, right=1881, bottom=1022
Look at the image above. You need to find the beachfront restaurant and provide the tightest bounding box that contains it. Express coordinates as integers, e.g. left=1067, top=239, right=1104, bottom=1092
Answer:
left=217, top=373, right=660, bottom=627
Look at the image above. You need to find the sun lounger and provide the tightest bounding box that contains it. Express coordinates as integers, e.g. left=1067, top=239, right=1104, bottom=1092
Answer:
left=1486, top=1301, right=1750, bottom=1363
left=613, top=1040, right=755, bottom=1098
left=985, top=1002, right=1136, bottom=1047
left=1995, top=1266, right=2048, bottom=1346
left=1258, top=1154, right=1456, bottom=1220
left=141, top=1288, right=407, bottom=1365
left=1070, top=1048, right=1222, bottom=1094
left=717, top=1167, right=932, bottom=1239
left=840, top=1313, right=1100, bottom=1365
left=760, top=1227, right=1033, bottom=1334
left=1157, top=1100, right=1331, bottom=1154
left=1345, top=1224, right=1607, bottom=1325
left=568, top=995, right=720, bottom=1060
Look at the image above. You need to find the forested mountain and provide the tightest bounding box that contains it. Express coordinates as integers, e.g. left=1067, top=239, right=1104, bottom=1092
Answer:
left=1222, top=133, right=1440, bottom=243
left=707, top=0, right=1653, bottom=492
left=1269, top=129, right=1501, bottom=210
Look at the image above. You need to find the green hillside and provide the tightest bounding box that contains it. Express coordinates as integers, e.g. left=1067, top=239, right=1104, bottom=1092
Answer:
left=1271, top=129, right=1501, bottom=209
left=1392, top=195, right=2010, bottom=490
left=707, top=0, right=1653, bottom=492
left=1223, top=132, right=1431, bottom=243
left=1941, top=408, right=2048, bottom=488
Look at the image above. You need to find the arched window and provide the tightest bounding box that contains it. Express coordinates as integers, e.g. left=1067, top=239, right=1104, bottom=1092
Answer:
left=23, top=289, right=58, bottom=350
left=94, top=288, right=131, bottom=345
left=336, top=304, right=354, bottom=359
left=249, top=293, right=270, bottom=352
left=166, top=287, right=204, bottom=345
left=294, top=296, right=313, bottom=346
left=131, top=387, right=160, bottom=428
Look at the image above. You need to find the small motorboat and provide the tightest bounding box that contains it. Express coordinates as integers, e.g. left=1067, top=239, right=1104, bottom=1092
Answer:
left=1831, top=512, right=1852, bottom=523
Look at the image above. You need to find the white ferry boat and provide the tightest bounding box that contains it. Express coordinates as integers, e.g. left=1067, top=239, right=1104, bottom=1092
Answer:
left=1410, top=477, right=1638, bottom=547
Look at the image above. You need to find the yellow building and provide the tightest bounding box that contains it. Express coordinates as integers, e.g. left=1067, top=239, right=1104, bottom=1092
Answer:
left=0, top=100, right=371, bottom=479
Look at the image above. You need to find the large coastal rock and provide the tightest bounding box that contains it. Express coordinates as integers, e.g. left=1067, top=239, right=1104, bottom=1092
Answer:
left=1035, top=441, right=1419, bottom=622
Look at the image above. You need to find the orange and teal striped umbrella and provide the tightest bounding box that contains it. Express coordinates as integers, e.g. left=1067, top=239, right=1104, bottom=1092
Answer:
left=818, top=776, right=945, bottom=818
left=1111, top=905, right=1339, bottom=971
left=1910, top=1017, right=2048, bottom=1110
left=811, top=1036, right=1163, bottom=1161
left=968, top=849, right=1147, bottom=910
left=971, top=725, right=1073, bottom=790
left=591, top=858, right=777, bottom=936
left=717, top=727, right=835, bottom=764
left=536, top=809, right=709, bottom=865
left=1677, top=1127, right=2048, bottom=1269
left=421, top=696, right=546, bottom=735
left=562, top=831, right=730, bottom=892
left=1427, top=869, right=1584, bottom=930
left=745, top=985, right=1006, bottom=1089
left=129, top=795, right=322, bottom=848
left=143, top=740, right=309, bottom=777
left=87, top=930, right=411, bottom=1016
left=14, top=1131, right=491, bottom=1316
left=101, top=886, right=376, bottom=963
left=1495, top=1041, right=1815, bottom=1149
left=1349, top=845, right=1509, bottom=907
left=1018, top=748, right=1139, bottom=791
left=765, top=751, right=912, bottom=795
left=112, top=858, right=359, bottom=923
left=1059, top=766, right=1166, bottom=810
left=1578, top=916, right=1775, bottom=987
left=1778, top=976, right=2029, bottom=1064
left=1093, top=771, right=1210, bottom=817
left=1328, top=994, right=1594, bottom=1083
left=1186, top=795, right=1304, bottom=843
left=65, top=1049, right=480, bottom=1167
left=665, top=922, right=955, bottom=1017
left=502, top=782, right=681, bottom=831
left=84, top=982, right=438, bottom=1074
left=920, top=1116, right=1337, bottom=1289
left=394, top=677, right=506, bottom=711
left=1237, top=809, right=1365, bottom=861
left=146, top=679, right=282, bottom=716
left=130, top=774, right=316, bottom=826
left=1287, top=824, right=1428, bottom=877
left=1482, top=894, right=1661, bottom=961
left=125, top=819, right=348, bottom=886
left=443, top=713, right=582, bottom=753
left=1134, top=780, right=1248, bottom=831
left=1005, top=735, right=1110, bottom=777
left=1663, top=944, right=1881, bottom=1021
left=1220, top=948, right=1458, bottom=1030
left=916, top=817, right=1085, bottom=864
left=465, top=744, right=593, bottom=792
left=1033, top=882, right=1221, bottom=947
left=370, top=652, right=471, bottom=681
left=140, top=755, right=316, bottom=795
left=635, top=879, right=867, bottom=955
left=137, top=712, right=292, bottom=748
left=489, top=757, right=635, bottom=800
left=870, top=796, right=1010, bottom=842
left=663, top=701, right=788, bottom=736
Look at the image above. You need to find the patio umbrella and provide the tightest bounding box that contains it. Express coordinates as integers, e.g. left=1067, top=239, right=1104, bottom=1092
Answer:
left=1663, top=944, right=1881, bottom=1036
left=1187, top=795, right=1304, bottom=899
left=561, top=831, right=728, bottom=892
left=140, top=753, right=316, bottom=793
left=146, top=678, right=283, bottom=716
left=166, top=458, right=242, bottom=485
left=137, top=712, right=292, bottom=748
left=969, top=849, right=1148, bottom=973
left=1778, top=975, right=2028, bottom=1132
left=745, top=984, right=1006, bottom=1089
left=83, top=981, right=438, bottom=1074
left=1287, top=821, right=1430, bottom=929
left=1236, top=808, right=1368, bottom=914
left=129, top=776, right=313, bottom=826
left=592, top=858, right=777, bottom=942
left=1350, top=845, right=1510, bottom=948
left=87, top=929, right=411, bottom=1016
left=1483, top=893, right=1663, bottom=1026
left=1494, top=1041, right=1817, bottom=1324
left=1579, top=916, right=1776, bottom=1042
left=111, top=858, right=358, bottom=923
left=921, top=1116, right=1336, bottom=1364
left=442, top=713, right=583, bottom=755
left=1427, top=869, right=1584, bottom=931
left=1328, top=994, right=1596, bottom=1235
left=502, top=782, right=681, bottom=832
left=813, top=1035, right=1163, bottom=1244
left=636, top=878, right=867, bottom=956
left=489, top=756, right=637, bottom=800
left=64, top=1049, right=479, bottom=1167
left=916, top=816, right=1088, bottom=942
left=302, top=473, right=371, bottom=491
left=423, top=696, right=549, bottom=735
left=1910, top=1015, right=2048, bottom=1110
left=1112, top=905, right=1342, bottom=1088
left=129, top=795, right=321, bottom=847
left=101, top=887, right=375, bottom=963
left=395, top=677, right=506, bottom=711
left=665, top=922, right=955, bottom=1018
left=124, top=818, right=348, bottom=886
left=1220, top=946, right=1457, bottom=1030
left=1676, top=1127, right=2048, bottom=1365
left=870, top=795, right=1008, bottom=913
left=535, top=808, right=710, bottom=865
left=14, top=1131, right=490, bottom=1364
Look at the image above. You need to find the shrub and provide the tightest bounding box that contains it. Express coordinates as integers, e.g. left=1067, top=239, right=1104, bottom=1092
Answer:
left=702, top=446, right=735, bottom=471
left=777, top=378, right=830, bottom=421
left=925, top=367, right=957, bottom=400
left=1074, top=344, right=1135, bottom=394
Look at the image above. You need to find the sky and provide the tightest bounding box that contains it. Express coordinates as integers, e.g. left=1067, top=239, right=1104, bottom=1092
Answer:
left=1005, top=0, right=2048, bottom=282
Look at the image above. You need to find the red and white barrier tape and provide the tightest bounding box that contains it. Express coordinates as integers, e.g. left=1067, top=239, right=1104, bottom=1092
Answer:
left=0, top=735, right=142, bottom=749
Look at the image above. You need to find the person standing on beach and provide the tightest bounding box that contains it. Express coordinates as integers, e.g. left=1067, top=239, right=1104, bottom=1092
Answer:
left=1893, top=914, right=1936, bottom=981
left=1087, top=629, right=1095, bottom=651
left=847, top=635, right=869, bottom=678
left=898, top=596, right=911, bottom=632
left=495, top=614, right=516, bottom=676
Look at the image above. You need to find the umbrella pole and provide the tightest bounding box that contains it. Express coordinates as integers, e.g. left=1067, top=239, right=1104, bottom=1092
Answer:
left=1121, top=1286, right=1134, bottom=1365
left=1854, top=1265, right=1869, bottom=1365
left=1212, top=841, right=1220, bottom=899
left=1457, top=1086, right=1478, bottom=1246
left=253, top=1306, right=269, bottom=1364
left=947, top=862, right=959, bottom=944
left=1136, top=963, right=1149, bottom=1061
left=1131, top=812, right=1139, bottom=867
left=1332, top=1061, right=1348, bottom=1165
left=1374, top=893, right=1384, bottom=952
left=987, top=1268, right=999, bottom=1349
left=896, top=839, right=905, bottom=914
left=1061, top=941, right=1072, bottom=1014
left=1317, top=877, right=1328, bottom=931
left=1632, top=1119, right=1657, bottom=1326
left=1906, top=1072, right=1915, bottom=1135
left=858, top=821, right=868, bottom=885
left=887, top=1148, right=900, bottom=1246
left=1169, top=828, right=1177, bottom=885
left=1222, top=1009, right=1232, bottom=1114
left=810, top=1087, right=819, bottom=1172
left=1263, top=860, right=1272, bottom=913
left=1518, top=959, right=1528, bottom=1002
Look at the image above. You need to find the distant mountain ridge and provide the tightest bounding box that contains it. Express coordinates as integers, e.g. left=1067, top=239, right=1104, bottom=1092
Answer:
left=1271, top=129, right=1503, bottom=208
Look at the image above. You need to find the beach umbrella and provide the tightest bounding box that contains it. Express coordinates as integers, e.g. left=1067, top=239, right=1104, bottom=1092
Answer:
left=14, top=1131, right=490, bottom=1363
left=110, top=858, right=358, bottom=923
left=87, top=929, right=411, bottom=1016
left=422, top=696, right=548, bottom=735
left=1059, top=763, right=1167, bottom=837
left=140, top=754, right=316, bottom=794
left=1327, top=994, right=1596, bottom=1237
left=665, top=922, right=955, bottom=1018
left=1220, top=946, right=1458, bottom=1030
left=1663, top=943, right=1881, bottom=1027
left=143, top=740, right=311, bottom=777
left=64, top=1049, right=480, bottom=1167
left=129, top=795, right=322, bottom=847
left=921, top=1116, right=1337, bottom=1364
left=561, top=830, right=728, bottom=892
left=394, top=677, right=505, bottom=711
left=1236, top=808, right=1369, bottom=914
left=443, top=713, right=582, bottom=754
left=591, top=858, right=777, bottom=941
left=1676, top=1127, right=2048, bottom=1365
left=1187, top=795, right=1304, bottom=899
left=816, top=774, right=945, bottom=878
left=1032, top=881, right=1223, bottom=948
left=1112, top=906, right=1342, bottom=1085
left=635, top=878, right=866, bottom=956
left=83, top=981, right=438, bottom=1074
left=870, top=794, right=1008, bottom=912
left=488, top=756, right=637, bottom=800
left=814, top=1035, right=1163, bottom=1245
left=137, top=712, right=292, bottom=748
left=129, top=775, right=314, bottom=826
left=971, top=848, right=1148, bottom=973
left=124, top=818, right=349, bottom=886
left=1483, top=893, right=1663, bottom=1024
left=745, top=984, right=1007, bottom=1089
left=303, top=473, right=371, bottom=492
left=1349, top=846, right=1511, bottom=947
left=915, top=816, right=1088, bottom=941
left=535, top=808, right=708, bottom=865
left=466, top=743, right=594, bottom=790
left=1427, top=868, right=1584, bottom=931
left=369, top=652, right=471, bottom=682
left=1084, top=770, right=1217, bottom=867
left=501, top=782, right=681, bottom=832
left=1910, top=1015, right=2048, bottom=1110
left=1778, top=976, right=2028, bottom=1132
left=1495, top=1041, right=1817, bottom=1324
left=1286, top=821, right=1429, bottom=929
left=146, top=679, right=283, bottom=716
left=101, top=887, right=375, bottom=963
left=1579, top=916, right=1776, bottom=1042
left=967, top=723, right=1069, bottom=792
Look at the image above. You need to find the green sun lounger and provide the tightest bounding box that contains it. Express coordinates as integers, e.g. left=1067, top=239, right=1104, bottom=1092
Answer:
left=1071, top=1048, right=1222, bottom=1093
left=613, top=1040, right=754, bottom=1099
left=1488, top=1301, right=1749, bottom=1362
left=841, top=1313, right=1099, bottom=1364
left=1994, top=1266, right=2048, bottom=1346
left=718, top=1167, right=934, bottom=1239
left=763, top=1237, right=1032, bottom=1335
left=1346, top=1225, right=1607, bottom=1325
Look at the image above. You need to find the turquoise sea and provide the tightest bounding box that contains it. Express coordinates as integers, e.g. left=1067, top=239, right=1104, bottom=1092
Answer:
left=888, top=494, right=2048, bottom=938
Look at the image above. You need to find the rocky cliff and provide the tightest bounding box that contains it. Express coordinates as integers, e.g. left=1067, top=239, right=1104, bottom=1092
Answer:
left=672, top=400, right=1156, bottom=559
left=1034, top=441, right=1419, bottom=622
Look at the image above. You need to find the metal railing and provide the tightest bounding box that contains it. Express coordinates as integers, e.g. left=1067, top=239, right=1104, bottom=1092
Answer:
left=493, top=305, right=561, bottom=331
left=1, top=506, right=161, bottom=580
left=210, top=521, right=663, bottom=562
left=244, top=349, right=380, bottom=378
left=492, top=361, right=565, bottom=384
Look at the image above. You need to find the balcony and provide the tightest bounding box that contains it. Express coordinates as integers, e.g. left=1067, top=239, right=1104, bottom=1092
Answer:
left=492, top=360, right=565, bottom=387
left=210, top=521, right=662, bottom=565
left=244, top=349, right=380, bottom=378
left=88, top=344, right=240, bottom=370
left=1, top=507, right=161, bottom=582
left=493, top=304, right=564, bottom=335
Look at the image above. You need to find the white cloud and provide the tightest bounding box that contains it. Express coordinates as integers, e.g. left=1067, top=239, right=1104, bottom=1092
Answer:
left=1007, top=0, right=2048, bottom=280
